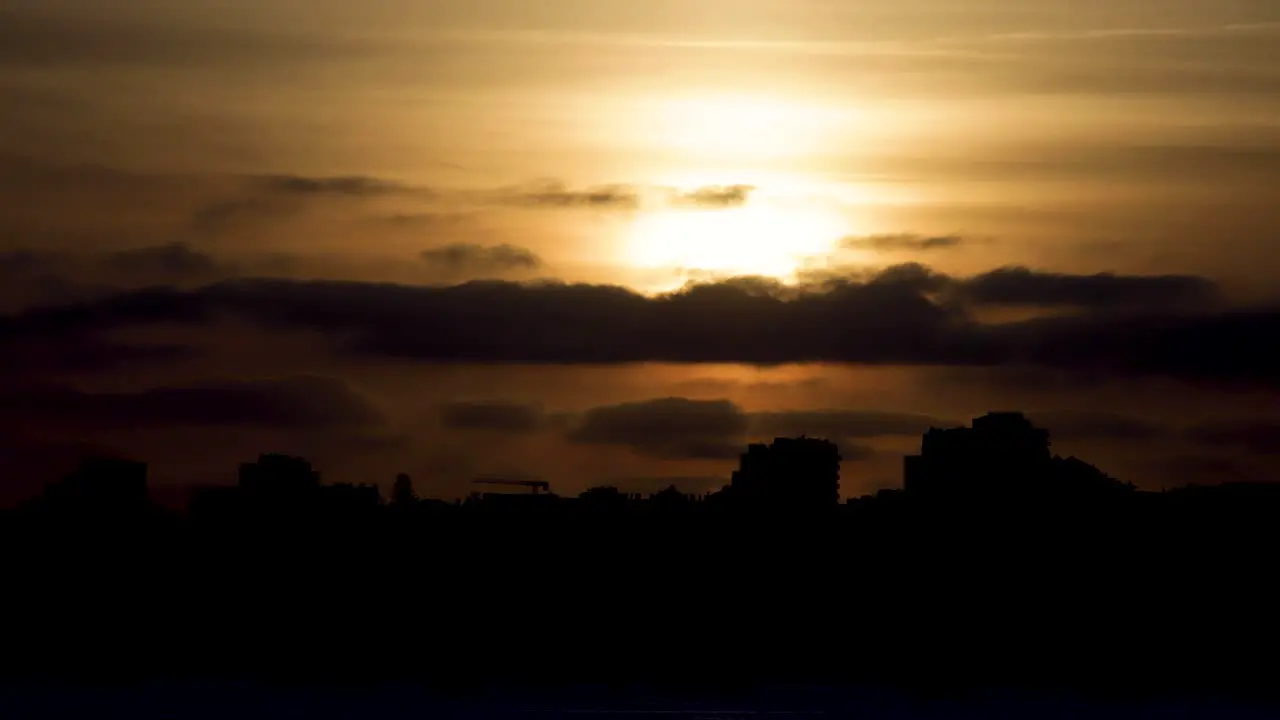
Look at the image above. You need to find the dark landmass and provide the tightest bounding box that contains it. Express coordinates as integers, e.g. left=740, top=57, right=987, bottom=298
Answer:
left=2, top=413, right=1278, bottom=708
left=5, top=684, right=1279, bottom=720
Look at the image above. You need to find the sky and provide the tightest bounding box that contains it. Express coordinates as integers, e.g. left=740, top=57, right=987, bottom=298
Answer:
left=1, top=0, right=1279, bottom=504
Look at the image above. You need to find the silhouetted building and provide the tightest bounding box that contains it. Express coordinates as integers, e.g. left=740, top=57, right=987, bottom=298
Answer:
left=1048, top=456, right=1129, bottom=497
left=906, top=412, right=1051, bottom=497
left=578, top=486, right=630, bottom=512
left=904, top=412, right=1130, bottom=501
left=231, top=454, right=326, bottom=516
left=321, top=483, right=382, bottom=510
left=727, top=437, right=841, bottom=509
left=239, top=454, right=322, bottom=496
left=649, top=485, right=695, bottom=512
left=468, top=492, right=560, bottom=511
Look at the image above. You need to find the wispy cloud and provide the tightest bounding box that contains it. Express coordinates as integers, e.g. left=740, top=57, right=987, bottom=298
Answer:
left=422, top=20, right=1280, bottom=59
left=667, top=185, right=755, bottom=209
left=421, top=243, right=543, bottom=274
left=976, top=21, right=1280, bottom=44
left=843, top=234, right=965, bottom=252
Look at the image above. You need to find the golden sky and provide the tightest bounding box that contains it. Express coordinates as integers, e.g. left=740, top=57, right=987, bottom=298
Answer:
left=1, top=1, right=1278, bottom=500
left=4, top=2, right=1279, bottom=285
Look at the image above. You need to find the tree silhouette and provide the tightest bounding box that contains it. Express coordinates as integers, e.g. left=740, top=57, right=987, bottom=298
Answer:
left=391, top=472, right=418, bottom=507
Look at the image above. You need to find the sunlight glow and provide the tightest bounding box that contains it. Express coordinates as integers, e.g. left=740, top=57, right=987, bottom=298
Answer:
left=626, top=201, right=848, bottom=281
left=642, top=93, right=853, bottom=159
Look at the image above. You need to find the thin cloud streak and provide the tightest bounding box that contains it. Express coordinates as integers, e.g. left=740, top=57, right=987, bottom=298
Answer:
left=418, top=20, right=1280, bottom=59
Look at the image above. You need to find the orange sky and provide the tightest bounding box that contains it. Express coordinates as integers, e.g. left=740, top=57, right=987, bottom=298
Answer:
left=4, top=2, right=1278, bottom=287
left=1, top=1, right=1278, bottom=501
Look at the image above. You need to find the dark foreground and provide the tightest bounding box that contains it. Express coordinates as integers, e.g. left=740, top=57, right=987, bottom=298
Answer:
left=4, top=684, right=1280, bottom=720
left=4, top=486, right=1280, bottom=704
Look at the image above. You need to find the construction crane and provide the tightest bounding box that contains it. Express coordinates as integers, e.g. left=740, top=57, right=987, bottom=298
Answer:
left=471, top=478, right=552, bottom=495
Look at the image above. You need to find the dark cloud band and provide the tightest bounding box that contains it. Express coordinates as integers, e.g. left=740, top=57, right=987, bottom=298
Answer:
left=0, top=265, right=1272, bottom=383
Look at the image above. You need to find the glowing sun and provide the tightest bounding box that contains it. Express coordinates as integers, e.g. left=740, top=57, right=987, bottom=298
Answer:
left=625, top=201, right=846, bottom=280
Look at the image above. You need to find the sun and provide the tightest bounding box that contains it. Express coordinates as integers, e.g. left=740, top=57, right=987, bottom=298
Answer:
left=625, top=199, right=847, bottom=282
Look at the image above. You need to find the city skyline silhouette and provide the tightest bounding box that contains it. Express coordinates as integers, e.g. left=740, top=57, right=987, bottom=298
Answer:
left=7, top=411, right=1278, bottom=701
left=4, top=1, right=1280, bottom=716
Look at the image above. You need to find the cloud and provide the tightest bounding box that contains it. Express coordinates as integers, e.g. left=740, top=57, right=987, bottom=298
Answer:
left=837, top=442, right=877, bottom=463
left=955, top=267, right=1221, bottom=310
left=0, top=376, right=384, bottom=431
left=191, top=176, right=703, bottom=233
left=0, top=249, right=56, bottom=275
left=0, top=244, right=236, bottom=314
left=0, top=336, right=196, bottom=376
left=190, top=198, right=292, bottom=234
left=255, top=175, right=409, bottom=197
left=749, top=411, right=952, bottom=440
left=0, top=7, right=376, bottom=68
left=662, top=440, right=746, bottom=461
left=2, top=265, right=1272, bottom=384
left=1144, top=454, right=1254, bottom=487
left=194, top=177, right=751, bottom=231
left=440, top=401, right=544, bottom=434
left=381, top=212, right=475, bottom=228
left=0, top=250, right=90, bottom=309
left=843, top=234, right=965, bottom=252
left=1187, top=420, right=1280, bottom=455
left=568, top=398, right=749, bottom=460
left=672, top=375, right=831, bottom=395
left=799, top=262, right=953, bottom=295
left=500, top=181, right=640, bottom=209
left=566, top=403, right=889, bottom=464
left=2, top=244, right=222, bottom=285
left=815, top=264, right=1221, bottom=312
left=190, top=173, right=423, bottom=235
left=1027, top=411, right=1169, bottom=442
left=421, top=244, right=542, bottom=274
left=668, top=185, right=755, bottom=208
left=984, top=306, right=1279, bottom=384
left=104, top=243, right=220, bottom=280
left=3, top=286, right=208, bottom=338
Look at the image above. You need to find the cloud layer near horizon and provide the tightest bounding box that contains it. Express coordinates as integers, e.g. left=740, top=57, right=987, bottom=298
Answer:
left=2, top=264, right=1265, bottom=385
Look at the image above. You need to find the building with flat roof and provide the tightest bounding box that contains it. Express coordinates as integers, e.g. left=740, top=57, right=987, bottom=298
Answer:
left=728, top=436, right=841, bottom=509
left=905, top=412, right=1051, bottom=498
